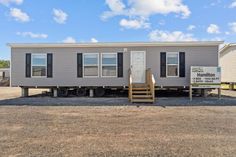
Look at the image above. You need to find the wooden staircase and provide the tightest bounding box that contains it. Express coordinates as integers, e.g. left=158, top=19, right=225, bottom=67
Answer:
left=129, top=69, right=156, bottom=103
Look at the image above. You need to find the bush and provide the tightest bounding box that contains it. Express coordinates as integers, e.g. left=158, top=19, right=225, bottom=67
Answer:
left=0, top=60, right=10, bottom=68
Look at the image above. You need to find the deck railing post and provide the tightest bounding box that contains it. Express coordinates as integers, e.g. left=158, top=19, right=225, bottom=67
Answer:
left=146, top=68, right=155, bottom=102
left=128, top=69, right=133, bottom=102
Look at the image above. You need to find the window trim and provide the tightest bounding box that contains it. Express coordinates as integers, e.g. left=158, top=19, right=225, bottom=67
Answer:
left=101, top=53, right=118, bottom=78
left=83, top=53, right=99, bottom=78
left=166, top=52, right=179, bottom=78
left=31, top=53, right=47, bottom=78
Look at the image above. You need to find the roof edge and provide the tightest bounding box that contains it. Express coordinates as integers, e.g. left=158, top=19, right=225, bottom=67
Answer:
left=7, top=41, right=224, bottom=48
left=219, top=43, right=236, bottom=53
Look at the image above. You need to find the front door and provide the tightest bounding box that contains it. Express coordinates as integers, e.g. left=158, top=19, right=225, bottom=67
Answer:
left=131, top=51, right=146, bottom=83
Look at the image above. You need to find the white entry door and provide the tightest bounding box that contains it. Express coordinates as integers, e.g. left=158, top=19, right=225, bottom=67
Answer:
left=131, top=51, right=146, bottom=83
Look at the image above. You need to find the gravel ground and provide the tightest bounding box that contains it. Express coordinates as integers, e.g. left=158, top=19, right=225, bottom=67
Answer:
left=1, top=87, right=236, bottom=106
left=0, top=87, right=236, bottom=156
left=0, top=106, right=235, bottom=157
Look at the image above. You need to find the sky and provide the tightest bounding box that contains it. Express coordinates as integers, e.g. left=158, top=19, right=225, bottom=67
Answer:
left=0, top=0, right=236, bottom=59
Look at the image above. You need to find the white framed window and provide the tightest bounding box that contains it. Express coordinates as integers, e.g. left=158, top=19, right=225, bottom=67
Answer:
left=31, top=54, right=47, bottom=77
left=101, top=53, right=117, bottom=77
left=83, top=53, right=99, bottom=77
left=166, top=52, right=179, bottom=77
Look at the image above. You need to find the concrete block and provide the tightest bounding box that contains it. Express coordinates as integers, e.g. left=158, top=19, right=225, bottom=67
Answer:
left=21, top=87, right=29, bottom=97
left=89, top=89, right=94, bottom=97
left=53, top=88, right=58, bottom=97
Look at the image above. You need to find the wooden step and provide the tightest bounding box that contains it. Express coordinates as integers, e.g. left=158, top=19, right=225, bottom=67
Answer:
left=132, top=83, right=148, bottom=87
left=131, top=99, right=154, bottom=103
left=132, top=91, right=151, bottom=94
left=132, top=87, right=150, bottom=91
left=132, top=95, right=153, bottom=99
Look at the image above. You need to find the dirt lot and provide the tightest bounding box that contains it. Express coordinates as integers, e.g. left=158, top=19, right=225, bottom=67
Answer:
left=0, top=87, right=236, bottom=156
left=0, top=87, right=48, bottom=100
left=1, top=87, right=236, bottom=106
left=0, top=106, right=236, bottom=157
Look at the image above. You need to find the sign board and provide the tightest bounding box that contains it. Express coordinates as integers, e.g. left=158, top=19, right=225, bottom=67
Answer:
left=191, top=66, right=221, bottom=88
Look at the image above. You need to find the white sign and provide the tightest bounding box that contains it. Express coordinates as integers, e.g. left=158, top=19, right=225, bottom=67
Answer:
left=191, top=66, right=221, bottom=88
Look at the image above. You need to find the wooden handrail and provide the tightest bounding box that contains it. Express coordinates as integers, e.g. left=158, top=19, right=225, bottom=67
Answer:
left=146, top=68, right=156, bottom=101
left=128, top=69, right=132, bottom=101
left=151, top=74, right=156, bottom=100
left=129, top=68, right=155, bottom=102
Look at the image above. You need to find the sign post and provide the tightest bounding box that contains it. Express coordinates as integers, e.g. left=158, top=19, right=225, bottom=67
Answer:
left=190, top=66, right=221, bottom=100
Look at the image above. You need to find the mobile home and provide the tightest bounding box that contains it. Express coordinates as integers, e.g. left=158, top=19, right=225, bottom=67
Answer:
left=0, top=68, right=10, bottom=86
left=9, top=41, right=222, bottom=102
left=0, top=68, right=10, bottom=79
left=220, top=43, right=236, bottom=86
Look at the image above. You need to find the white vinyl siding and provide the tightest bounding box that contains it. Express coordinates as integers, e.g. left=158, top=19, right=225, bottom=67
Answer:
left=166, top=52, right=179, bottom=77
left=31, top=54, right=47, bottom=77
left=83, top=53, right=99, bottom=77
left=10, top=46, right=218, bottom=87
left=101, top=53, right=117, bottom=77
left=220, top=46, right=236, bottom=83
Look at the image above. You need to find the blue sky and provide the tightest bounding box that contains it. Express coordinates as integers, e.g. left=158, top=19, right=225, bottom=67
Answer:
left=0, top=0, right=236, bottom=59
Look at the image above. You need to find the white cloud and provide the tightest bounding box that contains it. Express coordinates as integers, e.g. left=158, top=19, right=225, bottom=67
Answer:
left=101, top=0, right=126, bottom=20
left=225, top=31, right=230, bottom=35
left=210, top=0, right=221, bottom=6
left=10, top=8, right=30, bottom=22
left=105, top=0, right=125, bottom=13
left=91, top=38, right=98, bottom=43
left=200, top=37, right=224, bottom=42
left=16, top=32, right=48, bottom=38
left=0, top=0, right=23, bottom=6
left=210, top=37, right=222, bottom=41
left=53, top=8, right=68, bottom=24
left=229, top=22, right=236, bottom=33
left=128, top=0, right=190, bottom=19
left=207, top=24, right=220, bottom=34
left=102, top=0, right=190, bottom=29
left=102, top=0, right=191, bottom=20
left=229, top=0, right=236, bottom=8
left=149, top=30, right=196, bottom=41
left=62, top=37, right=76, bottom=43
left=119, top=18, right=150, bottom=29
left=187, top=25, right=196, bottom=31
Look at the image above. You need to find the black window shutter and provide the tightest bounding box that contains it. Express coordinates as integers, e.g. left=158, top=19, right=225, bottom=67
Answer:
left=179, top=52, right=185, bottom=77
left=77, top=53, right=83, bottom=77
left=25, top=53, right=31, bottom=78
left=47, top=53, right=53, bottom=78
left=117, top=52, right=123, bottom=77
left=160, top=52, right=166, bottom=77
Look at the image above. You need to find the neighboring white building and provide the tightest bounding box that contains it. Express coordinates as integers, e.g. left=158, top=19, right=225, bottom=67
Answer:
left=220, top=43, right=236, bottom=83
left=0, top=68, right=10, bottom=79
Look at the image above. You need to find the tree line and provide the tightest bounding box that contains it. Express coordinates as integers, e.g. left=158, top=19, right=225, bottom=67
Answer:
left=0, top=60, right=10, bottom=68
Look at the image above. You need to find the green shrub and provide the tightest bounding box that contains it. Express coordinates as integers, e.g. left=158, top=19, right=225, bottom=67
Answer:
left=0, top=60, right=10, bottom=68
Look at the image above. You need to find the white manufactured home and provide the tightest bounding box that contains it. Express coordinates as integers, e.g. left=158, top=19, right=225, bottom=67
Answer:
left=9, top=41, right=222, bottom=102
left=0, top=68, right=10, bottom=86
left=220, top=43, right=236, bottom=84
left=0, top=68, right=10, bottom=79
